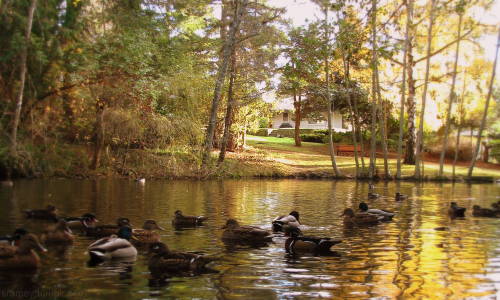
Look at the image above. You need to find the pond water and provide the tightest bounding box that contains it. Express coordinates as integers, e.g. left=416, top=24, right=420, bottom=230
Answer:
left=0, top=179, right=499, bottom=299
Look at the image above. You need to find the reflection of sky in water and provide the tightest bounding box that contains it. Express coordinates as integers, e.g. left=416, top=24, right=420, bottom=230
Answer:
left=0, top=179, right=499, bottom=299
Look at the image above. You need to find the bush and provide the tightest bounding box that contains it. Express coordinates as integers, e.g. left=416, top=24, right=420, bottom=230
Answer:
left=249, top=128, right=269, bottom=137
left=490, top=139, right=500, bottom=163
left=300, top=134, right=325, bottom=143
left=279, top=123, right=293, bottom=128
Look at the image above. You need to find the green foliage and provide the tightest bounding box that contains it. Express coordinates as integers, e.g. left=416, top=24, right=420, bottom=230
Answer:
left=300, top=134, right=325, bottom=143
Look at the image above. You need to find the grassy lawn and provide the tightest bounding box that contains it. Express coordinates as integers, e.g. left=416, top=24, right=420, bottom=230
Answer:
left=245, top=135, right=500, bottom=178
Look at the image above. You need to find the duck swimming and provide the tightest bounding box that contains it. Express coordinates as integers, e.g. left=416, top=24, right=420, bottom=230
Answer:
left=65, top=213, right=99, bottom=231
left=222, top=219, right=273, bottom=245
left=87, top=226, right=137, bottom=263
left=0, top=233, right=47, bottom=269
left=272, top=211, right=301, bottom=235
left=41, top=220, right=74, bottom=244
left=285, top=231, right=341, bottom=256
left=395, top=193, right=408, bottom=201
left=0, top=228, right=28, bottom=246
left=132, top=220, right=165, bottom=245
left=472, top=205, right=499, bottom=218
left=448, top=202, right=466, bottom=218
left=358, top=202, right=395, bottom=221
left=368, top=184, right=380, bottom=199
left=172, top=210, right=207, bottom=227
left=148, top=242, right=215, bottom=275
left=23, top=205, right=58, bottom=221
left=85, top=217, right=132, bottom=238
left=342, top=208, right=383, bottom=226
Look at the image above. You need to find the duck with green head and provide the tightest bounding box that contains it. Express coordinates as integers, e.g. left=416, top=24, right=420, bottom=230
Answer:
left=285, top=230, right=341, bottom=256
left=148, top=242, right=215, bottom=275
left=358, top=202, right=395, bottom=221
left=0, top=228, right=29, bottom=246
left=87, top=226, right=137, bottom=263
left=0, top=233, right=47, bottom=269
left=448, top=202, right=466, bottom=218
left=65, top=213, right=99, bottom=231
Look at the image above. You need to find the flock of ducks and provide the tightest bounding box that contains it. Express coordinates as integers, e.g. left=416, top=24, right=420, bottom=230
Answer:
left=1, top=186, right=499, bottom=279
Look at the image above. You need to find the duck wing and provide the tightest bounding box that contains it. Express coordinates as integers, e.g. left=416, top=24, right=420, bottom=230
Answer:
left=0, top=245, right=16, bottom=258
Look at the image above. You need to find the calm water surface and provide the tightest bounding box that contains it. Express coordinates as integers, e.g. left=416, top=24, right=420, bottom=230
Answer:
left=0, top=179, right=499, bottom=299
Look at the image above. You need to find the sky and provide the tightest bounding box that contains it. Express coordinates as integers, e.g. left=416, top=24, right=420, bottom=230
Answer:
left=265, top=0, right=500, bottom=129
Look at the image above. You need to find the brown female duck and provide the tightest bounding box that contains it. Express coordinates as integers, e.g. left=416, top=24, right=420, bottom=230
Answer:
left=85, top=217, right=132, bottom=238
left=472, top=205, right=500, bottom=218
left=23, top=205, right=58, bottom=221
left=172, top=210, right=207, bottom=227
left=0, top=233, right=47, bottom=269
left=132, top=220, right=165, bottom=245
left=395, top=192, right=408, bottom=201
left=222, top=219, right=273, bottom=245
left=342, top=208, right=383, bottom=226
left=448, top=202, right=466, bottom=218
left=41, top=220, right=74, bottom=244
left=148, top=242, right=215, bottom=275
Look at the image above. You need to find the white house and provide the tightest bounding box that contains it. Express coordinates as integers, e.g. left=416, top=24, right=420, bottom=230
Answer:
left=270, top=98, right=350, bottom=132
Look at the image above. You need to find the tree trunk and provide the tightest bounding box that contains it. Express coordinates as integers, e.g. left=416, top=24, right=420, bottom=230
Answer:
left=343, top=58, right=359, bottom=176
left=353, top=94, right=365, bottom=169
left=414, top=0, right=436, bottom=179
left=468, top=27, right=500, bottom=177
left=453, top=71, right=467, bottom=178
left=324, top=5, right=341, bottom=177
left=91, top=100, right=105, bottom=170
left=404, top=43, right=416, bottom=165
left=218, top=49, right=237, bottom=164
left=293, top=91, right=302, bottom=147
left=375, top=62, right=390, bottom=177
left=368, top=0, right=378, bottom=179
left=397, top=0, right=411, bottom=178
left=439, top=12, right=462, bottom=176
left=202, top=0, right=247, bottom=165
left=10, top=0, right=37, bottom=155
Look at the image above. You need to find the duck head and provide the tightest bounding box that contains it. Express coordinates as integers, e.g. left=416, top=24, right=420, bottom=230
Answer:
left=117, top=217, right=131, bottom=227
left=450, top=202, right=458, bottom=208
left=149, top=242, right=170, bottom=255
left=341, top=208, right=355, bottom=217
left=358, top=202, right=369, bottom=212
left=174, top=210, right=183, bottom=217
left=289, top=211, right=300, bottom=222
left=143, top=220, right=165, bottom=231
left=17, top=234, right=47, bottom=254
left=117, top=226, right=133, bottom=240
left=222, top=219, right=239, bottom=229
left=82, top=213, right=98, bottom=228
left=472, top=205, right=480, bottom=211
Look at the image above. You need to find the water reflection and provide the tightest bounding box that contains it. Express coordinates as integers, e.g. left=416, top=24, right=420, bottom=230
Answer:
left=0, top=179, right=499, bottom=299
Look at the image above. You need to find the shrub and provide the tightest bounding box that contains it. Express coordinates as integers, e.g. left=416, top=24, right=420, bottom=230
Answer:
left=279, top=123, right=293, bottom=128
left=300, top=134, right=325, bottom=143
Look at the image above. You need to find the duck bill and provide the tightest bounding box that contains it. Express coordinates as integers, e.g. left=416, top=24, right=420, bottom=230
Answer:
left=37, top=243, right=48, bottom=253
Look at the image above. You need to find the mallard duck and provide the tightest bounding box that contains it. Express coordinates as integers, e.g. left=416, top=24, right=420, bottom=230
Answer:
left=448, top=202, right=466, bottom=218
left=491, top=201, right=500, bottom=211
left=23, top=205, right=58, bottom=221
left=65, top=213, right=99, bottom=231
left=0, top=228, right=28, bottom=246
left=87, top=226, right=137, bottom=263
left=472, top=205, right=499, bottom=218
left=272, top=211, right=301, bottom=235
left=41, top=220, right=74, bottom=244
left=172, top=210, right=207, bottom=227
left=285, top=231, right=342, bottom=256
left=358, top=202, right=395, bottom=221
left=132, top=220, right=165, bottom=245
left=368, top=183, right=380, bottom=199
left=395, top=192, right=408, bottom=201
left=342, top=208, right=383, bottom=226
left=0, top=233, right=47, bottom=269
left=222, top=219, right=273, bottom=245
left=85, top=217, right=132, bottom=238
left=148, top=242, right=215, bottom=275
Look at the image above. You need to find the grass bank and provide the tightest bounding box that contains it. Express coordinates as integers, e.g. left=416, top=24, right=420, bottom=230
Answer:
left=2, top=136, right=499, bottom=181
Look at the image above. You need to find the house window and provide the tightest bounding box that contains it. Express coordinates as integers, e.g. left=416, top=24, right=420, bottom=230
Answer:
left=283, top=112, right=289, bottom=122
